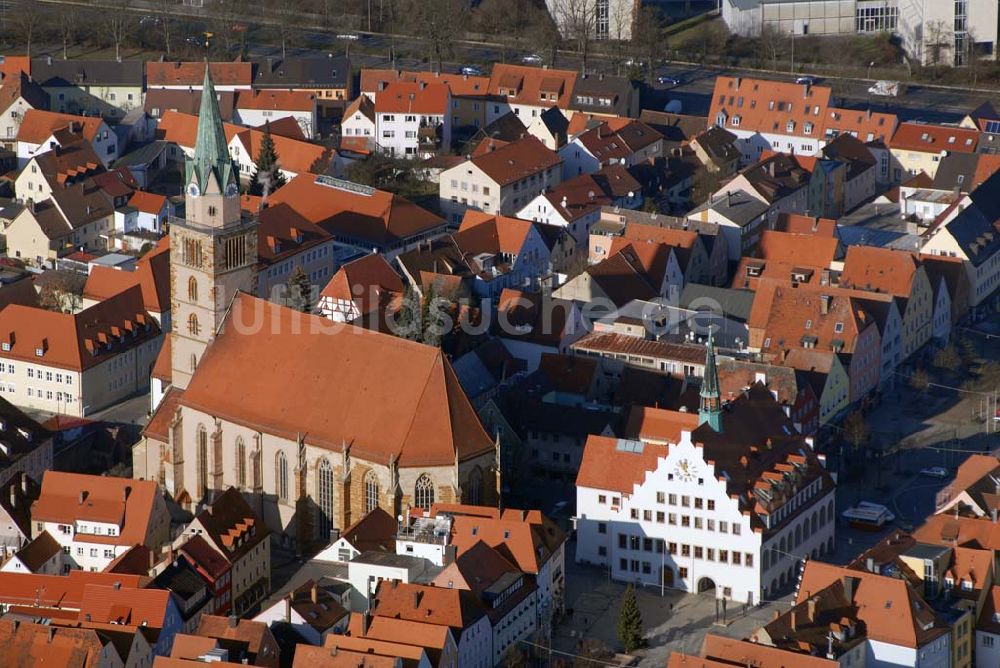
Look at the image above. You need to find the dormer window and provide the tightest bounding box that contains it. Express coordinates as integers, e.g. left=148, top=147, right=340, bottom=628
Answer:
left=834, top=322, right=844, bottom=333
left=786, top=120, right=795, bottom=133
left=34, top=348, right=43, bottom=357
left=1, top=343, right=9, bottom=352
left=804, top=122, right=814, bottom=135
left=731, top=116, right=741, bottom=127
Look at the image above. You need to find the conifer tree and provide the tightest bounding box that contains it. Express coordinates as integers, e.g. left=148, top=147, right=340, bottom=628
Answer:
left=249, top=120, right=287, bottom=196
left=286, top=267, right=313, bottom=313
left=616, top=584, right=645, bottom=653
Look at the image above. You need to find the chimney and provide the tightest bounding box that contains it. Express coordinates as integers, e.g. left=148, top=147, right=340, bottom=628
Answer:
left=413, top=590, right=423, bottom=608
left=113, top=581, right=121, bottom=591
left=284, top=596, right=292, bottom=623
left=820, top=294, right=830, bottom=315
left=807, top=597, right=817, bottom=622
left=148, top=548, right=155, bottom=571
left=842, top=575, right=857, bottom=601
left=47, top=627, right=55, bottom=643
left=790, top=609, right=798, bottom=631
left=866, top=557, right=875, bottom=573
left=9, top=484, right=15, bottom=510
left=19, top=473, right=27, bottom=495
left=228, top=615, right=238, bottom=629
left=78, top=490, right=87, bottom=505
left=361, top=611, right=370, bottom=636
left=310, top=584, right=319, bottom=604
left=123, top=485, right=131, bottom=502
left=726, top=191, right=733, bottom=207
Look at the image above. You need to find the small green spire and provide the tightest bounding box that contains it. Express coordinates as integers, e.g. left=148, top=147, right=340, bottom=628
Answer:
left=699, top=328, right=722, bottom=432
left=187, top=63, right=236, bottom=194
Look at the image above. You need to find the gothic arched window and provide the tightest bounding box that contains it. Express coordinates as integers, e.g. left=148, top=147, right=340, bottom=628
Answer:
left=188, top=313, right=200, bottom=336
left=317, top=459, right=334, bottom=540
left=190, top=353, right=198, bottom=373
left=196, top=424, right=208, bottom=498
left=414, top=474, right=434, bottom=509
left=188, top=276, right=198, bottom=302
left=276, top=451, right=289, bottom=502
left=467, top=466, right=483, bottom=505
left=365, top=470, right=380, bottom=514
left=236, top=437, right=246, bottom=488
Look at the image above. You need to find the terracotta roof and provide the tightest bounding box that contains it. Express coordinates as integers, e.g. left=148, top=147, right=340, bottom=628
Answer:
left=536, top=352, right=598, bottom=395
left=372, top=581, right=485, bottom=631
left=913, top=514, right=1000, bottom=551
left=623, top=405, right=700, bottom=444
left=495, top=288, right=574, bottom=347
left=196, top=615, right=277, bottom=663
left=0, top=617, right=115, bottom=668
left=776, top=213, right=838, bottom=237
left=577, top=434, right=669, bottom=494
left=33, top=472, right=161, bottom=547
left=16, top=109, right=105, bottom=144
left=946, top=545, right=992, bottom=591
left=540, top=173, right=613, bottom=221
left=146, top=61, right=252, bottom=88
left=430, top=504, right=565, bottom=575
left=758, top=230, right=839, bottom=267
left=284, top=579, right=348, bottom=632
left=0, top=570, right=149, bottom=609
left=571, top=331, right=706, bottom=365
left=468, top=135, right=561, bottom=186
left=840, top=245, right=921, bottom=297
left=76, top=584, right=171, bottom=628
left=82, top=237, right=170, bottom=314
left=826, top=107, right=897, bottom=145
left=235, top=89, right=315, bottom=111
left=979, top=586, right=1000, bottom=634
left=455, top=210, right=535, bottom=256
left=103, top=544, right=153, bottom=576
left=343, top=94, right=375, bottom=124
left=318, top=253, right=404, bottom=316
left=0, top=285, right=160, bottom=372
left=701, top=633, right=839, bottom=667
left=304, top=634, right=427, bottom=667
left=267, top=175, right=445, bottom=248
left=30, top=140, right=103, bottom=187
left=797, top=561, right=948, bottom=649
left=488, top=64, right=576, bottom=109
left=364, top=616, right=451, bottom=659
left=127, top=190, right=168, bottom=215
left=709, top=76, right=832, bottom=139
left=758, top=286, right=874, bottom=356
left=374, top=81, right=449, bottom=114
left=256, top=202, right=332, bottom=264
left=231, top=126, right=330, bottom=176
left=143, top=386, right=182, bottom=442
left=176, top=293, right=493, bottom=466
left=891, top=122, right=979, bottom=153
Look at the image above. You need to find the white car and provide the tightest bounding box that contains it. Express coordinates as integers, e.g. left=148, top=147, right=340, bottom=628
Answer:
left=795, top=75, right=817, bottom=85
left=521, top=54, right=543, bottom=65
left=460, top=66, right=483, bottom=76
left=920, top=466, right=949, bottom=479
left=336, top=32, right=361, bottom=41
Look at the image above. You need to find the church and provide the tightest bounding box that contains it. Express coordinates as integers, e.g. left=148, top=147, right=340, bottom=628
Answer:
left=135, top=67, right=498, bottom=547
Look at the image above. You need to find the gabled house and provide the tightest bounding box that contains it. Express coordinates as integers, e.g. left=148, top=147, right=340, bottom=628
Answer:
left=30, top=57, right=144, bottom=118
left=0, top=71, right=49, bottom=149
left=317, top=253, right=404, bottom=324
left=554, top=241, right=682, bottom=308
left=688, top=190, right=771, bottom=261
left=233, top=89, right=318, bottom=139
left=16, top=110, right=118, bottom=167
left=690, top=126, right=742, bottom=175
left=15, top=139, right=105, bottom=202
left=715, top=152, right=812, bottom=217
left=340, top=94, right=376, bottom=155
left=439, top=135, right=562, bottom=223
left=494, top=288, right=585, bottom=371
left=840, top=245, right=935, bottom=358
left=559, top=118, right=662, bottom=179
left=921, top=170, right=1000, bottom=314
left=146, top=61, right=252, bottom=91
left=373, top=81, right=451, bottom=158
left=486, top=64, right=576, bottom=124
left=890, top=121, right=980, bottom=181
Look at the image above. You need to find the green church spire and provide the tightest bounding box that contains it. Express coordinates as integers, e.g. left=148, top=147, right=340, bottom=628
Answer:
left=187, top=63, right=236, bottom=194
left=699, top=328, right=722, bottom=432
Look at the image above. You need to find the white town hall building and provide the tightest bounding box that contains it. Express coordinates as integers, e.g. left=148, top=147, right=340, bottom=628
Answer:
left=574, top=334, right=836, bottom=604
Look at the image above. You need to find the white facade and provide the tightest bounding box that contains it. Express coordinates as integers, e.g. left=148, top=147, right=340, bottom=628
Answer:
left=576, top=431, right=835, bottom=604
left=517, top=195, right=599, bottom=246
left=347, top=556, right=427, bottom=611
left=255, top=238, right=340, bottom=303
left=440, top=158, right=562, bottom=224
left=490, top=577, right=537, bottom=665
left=227, top=135, right=298, bottom=185
left=17, top=124, right=118, bottom=168
left=254, top=598, right=346, bottom=645
left=558, top=136, right=663, bottom=180
left=341, top=109, right=375, bottom=148
left=0, top=96, right=41, bottom=146
left=377, top=109, right=452, bottom=159
left=922, top=199, right=1000, bottom=309
left=234, top=107, right=317, bottom=140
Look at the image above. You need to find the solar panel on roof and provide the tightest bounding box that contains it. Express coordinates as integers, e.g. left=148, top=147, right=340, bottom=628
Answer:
left=986, top=121, right=1000, bottom=134
left=615, top=439, right=645, bottom=454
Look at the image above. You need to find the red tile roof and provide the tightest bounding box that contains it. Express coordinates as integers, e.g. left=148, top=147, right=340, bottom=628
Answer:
left=17, top=109, right=106, bottom=144
left=373, top=81, right=449, bottom=115
left=318, top=253, right=404, bottom=315
left=840, top=245, right=921, bottom=297
left=826, top=107, right=897, bottom=145
left=235, top=89, right=315, bottom=111
left=82, top=237, right=170, bottom=314
left=0, top=285, right=160, bottom=371
left=127, top=190, right=168, bottom=216
left=175, top=293, right=493, bottom=466
left=891, top=122, right=979, bottom=153
left=146, top=61, right=252, bottom=88
left=577, top=434, right=669, bottom=495
left=33, top=472, right=161, bottom=547
left=0, top=570, right=149, bottom=609
left=709, top=76, right=831, bottom=139
left=488, top=64, right=576, bottom=109
left=469, top=135, right=561, bottom=186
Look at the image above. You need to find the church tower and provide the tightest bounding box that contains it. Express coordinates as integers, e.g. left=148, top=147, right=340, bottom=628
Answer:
left=698, top=328, right=723, bottom=433
left=170, top=64, right=258, bottom=390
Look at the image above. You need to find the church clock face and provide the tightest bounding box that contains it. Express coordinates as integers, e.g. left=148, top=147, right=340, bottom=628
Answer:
left=225, top=182, right=239, bottom=197
left=673, top=458, right=697, bottom=483
left=187, top=183, right=200, bottom=198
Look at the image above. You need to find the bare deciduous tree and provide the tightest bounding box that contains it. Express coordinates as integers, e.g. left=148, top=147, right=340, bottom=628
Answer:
left=551, top=0, right=595, bottom=71
left=924, top=20, right=952, bottom=67
left=630, top=5, right=666, bottom=82
left=401, top=0, right=468, bottom=72
left=105, top=0, right=134, bottom=62
left=158, top=0, right=174, bottom=56
left=57, top=6, right=79, bottom=60
left=12, top=0, right=43, bottom=58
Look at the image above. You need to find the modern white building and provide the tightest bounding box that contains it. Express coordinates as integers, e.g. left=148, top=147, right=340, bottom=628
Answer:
left=575, top=338, right=836, bottom=604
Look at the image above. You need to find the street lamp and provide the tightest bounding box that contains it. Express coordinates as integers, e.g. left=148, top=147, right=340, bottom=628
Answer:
left=867, top=61, right=876, bottom=79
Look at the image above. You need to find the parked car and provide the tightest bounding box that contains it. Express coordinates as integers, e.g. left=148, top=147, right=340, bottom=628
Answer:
left=623, top=58, right=645, bottom=67
left=795, top=75, right=817, bottom=85
left=337, top=32, right=361, bottom=41
left=657, top=75, right=681, bottom=86
left=868, top=80, right=901, bottom=97
left=521, top=53, right=543, bottom=64
left=920, top=466, right=949, bottom=479
left=460, top=66, right=483, bottom=76
left=139, top=15, right=161, bottom=26
left=185, top=35, right=205, bottom=47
